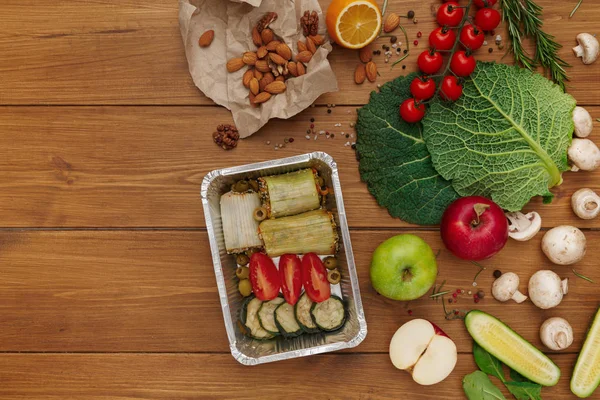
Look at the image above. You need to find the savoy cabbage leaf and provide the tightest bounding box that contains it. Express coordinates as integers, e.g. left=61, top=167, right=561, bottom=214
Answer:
left=356, top=73, right=459, bottom=225
left=423, top=62, right=576, bottom=211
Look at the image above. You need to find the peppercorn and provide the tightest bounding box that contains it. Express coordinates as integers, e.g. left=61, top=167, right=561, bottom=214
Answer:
left=310, top=117, right=315, bottom=123
left=327, top=109, right=331, bottom=114
left=488, top=48, right=493, bottom=53
left=477, top=290, right=485, bottom=299
left=289, top=137, right=294, bottom=143
left=382, top=44, right=386, bottom=49
left=402, top=65, right=406, bottom=69
left=403, top=49, right=408, bottom=54
left=306, top=129, right=311, bottom=134
left=345, top=134, right=350, bottom=138
left=351, top=143, right=356, bottom=150
left=448, top=298, right=453, bottom=303
left=407, top=10, right=415, bottom=19
left=474, top=298, right=480, bottom=303
left=390, top=36, right=397, bottom=43
left=310, top=123, right=314, bottom=129
left=493, top=270, right=502, bottom=279
left=331, top=133, right=335, bottom=138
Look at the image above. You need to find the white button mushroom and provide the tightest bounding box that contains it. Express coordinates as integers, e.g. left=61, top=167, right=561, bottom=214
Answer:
left=573, top=106, right=594, bottom=138
left=528, top=270, right=568, bottom=309
left=540, top=317, right=574, bottom=351
left=573, top=33, right=599, bottom=65
left=571, top=188, right=600, bottom=220
left=568, top=138, right=600, bottom=171
left=541, top=225, right=586, bottom=265
left=492, top=272, right=528, bottom=303
left=505, top=211, right=542, bottom=241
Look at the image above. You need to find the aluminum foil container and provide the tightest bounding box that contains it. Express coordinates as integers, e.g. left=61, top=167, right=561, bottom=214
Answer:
left=201, top=152, right=367, bottom=365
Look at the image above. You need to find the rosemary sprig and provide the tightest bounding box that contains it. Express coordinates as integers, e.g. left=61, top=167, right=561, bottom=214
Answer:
left=430, top=290, right=451, bottom=299
left=502, top=0, right=570, bottom=90
left=573, top=269, right=594, bottom=283
left=471, top=261, right=486, bottom=283
left=569, top=0, right=584, bottom=18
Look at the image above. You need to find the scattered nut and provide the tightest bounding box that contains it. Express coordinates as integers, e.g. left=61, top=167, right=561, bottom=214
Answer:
left=257, top=46, right=268, bottom=59
left=264, top=80, right=287, bottom=94
left=252, top=92, right=272, bottom=104
left=252, top=27, right=262, bottom=47
left=242, top=52, right=258, bottom=66
left=359, top=46, right=373, bottom=63
left=213, top=124, right=239, bottom=150
left=226, top=57, right=245, bottom=73
left=306, top=36, right=317, bottom=54
left=249, top=78, right=259, bottom=95
left=242, top=69, right=254, bottom=88
left=276, top=43, right=292, bottom=60
left=384, top=13, right=401, bottom=33
left=355, top=63, right=366, bottom=84
left=297, top=40, right=308, bottom=53
left=296, top=51, right=313, bottom=64
left=261, top=28, right=274, bottom=44
left=309, top=34, right=325, bottom=46
left=365, top=61, right=377, bottom=82
left=198, top=30, right=214, bottom=47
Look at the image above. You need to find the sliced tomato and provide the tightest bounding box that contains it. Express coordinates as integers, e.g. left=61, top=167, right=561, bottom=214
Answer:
left=301, top=253, right=331, bottom=303
left=249, top=253, right=281, bottom=301
left=279, top=254, right=302, bottom=305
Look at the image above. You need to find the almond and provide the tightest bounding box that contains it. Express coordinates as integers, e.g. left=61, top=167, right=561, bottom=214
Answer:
left=253, top=92, right=271, bottom=104
left=257, top=46, right=268, bottom=59
left=384, top=13, right=400, bottom=33
left=287, top=61, right=298, bottom=77
left=354, top=63, right=366, bottom=84
left=198, top=30, right=214, bottom=47
left=252, top=27, right=262, bottom=47
left=242, top=52, right=258, bottom=65
left=296, top=51, right=313, bottom=64
left=265, top=81, right=286, bottom=94
left=269, top=52, right=287, bottom=65
left=309, top=34, right=325, bottom=46
left=226, top=57, right=245, bottom=73
left=276, top=75, right=285, bottom=82
left=359, top=46, right=372, bottom=63
left=296, top=62, right=306, bottom=76
left=253, top=69, right=263, bottom=80
left=249, top=92, right=258, bottom=108
left=249, top=78, right=260, bottom=95
left=297, top=40, right=308, bottom=53
left=365, top=61, right=377, bottom=82
left=306, top=36, right=317, bottom=54
left=255, top=59, right=271, bottom=73
left=261, top=28, right=274, bottom=44
left=276, top=43, right=292, bottom=60
left=265, top=40, right=281, bottom=51
left=243, top=69, right=254, bottom=88
left=259, top=73, right=275, bottom=91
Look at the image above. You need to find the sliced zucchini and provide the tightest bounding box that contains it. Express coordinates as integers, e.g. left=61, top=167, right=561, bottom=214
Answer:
left=258, top=296, right=285, bottom=335
left=240, top=296, right=274, bottom=340
left=310, top=295, right=346, bottom=332
left=571, top=306, right=600, bottom=398
left=295, top=292, right=320, bottom=333
left=275, top=302, right=303, bottom=338
left=465, top=310, right=560, bottom=386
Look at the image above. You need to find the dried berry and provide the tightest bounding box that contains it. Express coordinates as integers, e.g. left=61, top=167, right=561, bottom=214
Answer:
left=213, top=124, right=240, bottom=150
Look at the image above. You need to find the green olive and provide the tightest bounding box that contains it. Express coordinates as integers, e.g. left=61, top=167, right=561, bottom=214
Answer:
left=327, top=270, right=341, bottom=285
left=323, top=256, right=338, bottom=270
left=236, top=254, right=249, bottom=266
left=236, top=266, right=250, bottom=280
left=233, top=180, right=250, bottom=193
left=253, top=206, right=267, bottom=222
left=238, top=279, right=253, bottom=297
left=316, top=176, right=325, bottom=187
left=248, top=179, right=259, bottom=192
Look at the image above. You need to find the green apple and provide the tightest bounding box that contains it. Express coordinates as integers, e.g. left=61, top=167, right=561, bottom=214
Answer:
left=370, top=234, right=438, bottom=301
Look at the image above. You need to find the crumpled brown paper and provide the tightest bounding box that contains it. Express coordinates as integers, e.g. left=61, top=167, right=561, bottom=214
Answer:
left=179, top=0, right=338, bottom=138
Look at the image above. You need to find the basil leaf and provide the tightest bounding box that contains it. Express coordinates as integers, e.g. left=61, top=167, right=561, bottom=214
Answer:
left=463, top=371, right=508, bottom=400
left=505, top=381, right=542, bottom=400
left=509, top=369, right=530, bottom=383
left=473, top=341, right=506, bottom=383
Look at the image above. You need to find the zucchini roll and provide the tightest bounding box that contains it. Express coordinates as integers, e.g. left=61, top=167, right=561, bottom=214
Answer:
left=259, top=169, right=321, bottom=218
left=258, top=209, right=338, bottom=257
left=220, top=191, right=263, bottom=254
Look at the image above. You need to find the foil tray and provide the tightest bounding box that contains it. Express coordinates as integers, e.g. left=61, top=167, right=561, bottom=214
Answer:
left=201, top=152, right=367, bottom=365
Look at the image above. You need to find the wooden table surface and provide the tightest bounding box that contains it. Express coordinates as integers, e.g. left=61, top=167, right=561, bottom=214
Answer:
left=1, top=0, right=599, bottom=398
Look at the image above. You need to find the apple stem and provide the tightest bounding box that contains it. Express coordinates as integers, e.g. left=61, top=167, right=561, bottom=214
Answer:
left=471, top=203, right=490, bottom=226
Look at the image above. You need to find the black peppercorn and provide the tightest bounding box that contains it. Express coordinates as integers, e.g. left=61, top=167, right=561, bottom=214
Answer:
left=403, top=49, right=408, bottom=54
left=407, top=10, right=415, bottom=19
left=493, top=270, right=502, bottom=279
left=327, top=109, right=331, bottom=114
left=351, top=143, right=356, bottom=150
left=488, top=48, right=493, bottom=53
left=390, top=36, right=397, bottom=43
left=310, top=117, right=315, bottom=123
left=402, top=65, right=406, bottom=69
left=477, top=290, right=485, bottom=299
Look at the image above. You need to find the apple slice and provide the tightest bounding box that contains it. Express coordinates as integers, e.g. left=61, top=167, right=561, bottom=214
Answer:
left=389, top=319, right=458, bottom=386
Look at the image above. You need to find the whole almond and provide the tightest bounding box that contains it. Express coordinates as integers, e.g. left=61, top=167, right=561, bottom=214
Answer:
left=261, top=28, right=274, bottom=44
left=276, top=75, right=285, bottom=82
left=296, top=51, right=313, bottom=64
left=365, top=61, right=377, bottom=82
left=265, top=81, right=286, bottom=94
left=306, top=36, right=317, bottom=54
left=243, top=69, right=254, bottom=87
left=269, top=52, right=287, bottom=65
left=288, top=61, right=298, bottom=77
left=242, top=52, right=258, bottom=65
left=252, top=27, right=262, bottom=47
left=257, top=46, right=268, bottom=59
left=297, top=40, right=308, bottom=53
left=276, top=43, right=292, bottom=60
left=226, top=57, right=245, bottom=73
left=249, top=78, right=260, bottom=95
left=354, top=63, right=366, bottom=84
left=309, top=34, right=324, bottom=46
left=296, top=62, right=306, bottom=76
left=259, top=73, right=275, bottom=91
left=255, top=59, right=271, bottom=73
left=198, top=30, right=214, bottom=47
left=249, top=92, right=258, bottom=108
left=253, top=92, right=271, bottom=104
left=359, top=46, right=372, bottom=63
left=266, top=40, right=281, bottom=51
left=254, top=69, right=263, bottom=80
left=383, top=13, right=400, bottom=33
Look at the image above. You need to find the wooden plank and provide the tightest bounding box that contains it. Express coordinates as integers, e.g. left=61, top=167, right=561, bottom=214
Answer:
left=0, top=230, right=597, bottom=353
left=0, top=353, right=579, bottom=399
left=0, top=106, right=598, bottom=228
left=0, top=1, right=598, bottom=105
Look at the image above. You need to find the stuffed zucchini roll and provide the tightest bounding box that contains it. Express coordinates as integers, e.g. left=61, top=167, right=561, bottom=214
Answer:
left=259, top=169, right=322, bottom=218
left=220, top=191, right=263, bottom=254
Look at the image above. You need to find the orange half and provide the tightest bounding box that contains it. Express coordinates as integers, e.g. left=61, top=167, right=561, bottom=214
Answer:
left=326, top=0, right=382, bottom=49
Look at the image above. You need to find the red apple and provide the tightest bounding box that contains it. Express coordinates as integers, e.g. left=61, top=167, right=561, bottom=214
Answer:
left=440, top=196, right=508, bottom=260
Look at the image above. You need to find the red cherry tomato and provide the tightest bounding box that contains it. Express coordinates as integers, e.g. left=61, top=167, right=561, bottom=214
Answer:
left=473, top=0, right=497, bottom=8
left=440, top=75, right=463, bottom=101
left=399, top=98, right=426, bottom=123
left=429, top=27, right=456, bottom=51
left=279, top=254, right=302, bottom=305
left=417, top=50, right=444, bottom=75
left=475, top=8, right=501, bottom=31
left=460, top=24, right=485, bottom=50
left=450, top=50, right=476, bottom=77
left=301, top=253, right=331, bottom=303
left=410, top=77, right=436, bottom=100
left=249, top=253, right=281, bottom=301
left=436, top=2, right=464, bottom=27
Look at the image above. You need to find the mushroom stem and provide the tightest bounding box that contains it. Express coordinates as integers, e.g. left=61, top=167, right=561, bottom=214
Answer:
left=511, top=290, right=528, bottom=303
left=561, top=278, right=569, bottom=295
left=555, top=331, right=568, bottom=349
left=573, top=44, right=584, bottom=58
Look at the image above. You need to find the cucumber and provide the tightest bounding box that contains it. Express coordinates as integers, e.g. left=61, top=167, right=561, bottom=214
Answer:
left=295, top=292, right=320, bottom=333
left=274, top=302, right=303, bottom=338
left=310, top=295, right=346, bottom=332
left=258, top=296, right=285, bottom=335
left=240, top=296, right=275, bottom=340
left=465, top=310, right=560, bottom=386
left=571, top=306, right=600, bottom=398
